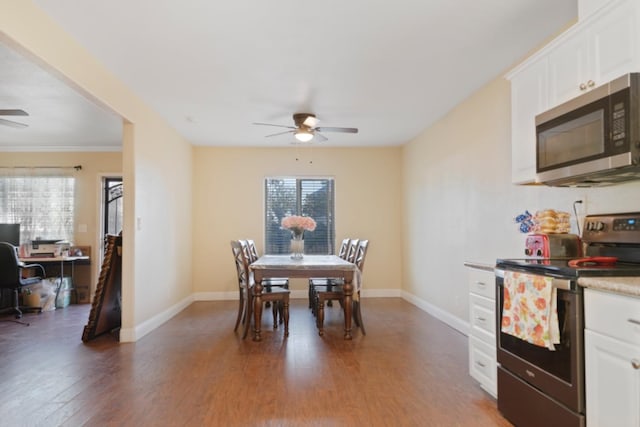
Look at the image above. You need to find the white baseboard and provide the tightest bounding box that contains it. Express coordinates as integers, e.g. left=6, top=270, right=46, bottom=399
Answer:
left=119, top=294, right=194, bottom=342
left=401, top=290, right=470, bottom=336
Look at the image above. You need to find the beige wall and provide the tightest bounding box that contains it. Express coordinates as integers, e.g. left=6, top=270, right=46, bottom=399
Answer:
left=2, top=1, right=194, bottom=341
left=402, top=76, right=640, bottom=331
left=192, top=146, right=403, bottom=297
left=0, top=151, right=122, bottom=287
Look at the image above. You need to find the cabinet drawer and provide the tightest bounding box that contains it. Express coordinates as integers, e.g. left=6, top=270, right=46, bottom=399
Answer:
left=468, top=268, right=496, bottom=300
left=470, top=293, right=496, bottom=340
left=469, top=336, right=497, bottom=397
left=585, top=288, right=640, bottom=346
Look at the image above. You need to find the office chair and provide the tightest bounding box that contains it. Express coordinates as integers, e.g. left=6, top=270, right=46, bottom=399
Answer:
left=0, top=242, right=45, bottom=325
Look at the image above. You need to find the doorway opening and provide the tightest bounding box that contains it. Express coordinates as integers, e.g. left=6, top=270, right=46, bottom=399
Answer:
left=99, top=176, right=123, bottom=264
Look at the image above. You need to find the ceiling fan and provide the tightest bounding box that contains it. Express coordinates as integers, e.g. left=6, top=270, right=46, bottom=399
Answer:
left=0, top=109, right=29, bottom=129
left=253, top=113, right=358, bottom=143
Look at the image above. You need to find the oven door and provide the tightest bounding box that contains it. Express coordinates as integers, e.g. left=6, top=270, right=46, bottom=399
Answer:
left=496, top=270, right=585, bottom=413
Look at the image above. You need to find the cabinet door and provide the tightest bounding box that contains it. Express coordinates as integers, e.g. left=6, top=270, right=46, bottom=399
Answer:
left=549, top=0, right=640, bottom=107
left=548, top=29, right=589, bottom=106
left=510, top=56, right=548, bottom=183
left=585, top=330, right=640, bottom=427
left=588, top=0, right=640, bottom=86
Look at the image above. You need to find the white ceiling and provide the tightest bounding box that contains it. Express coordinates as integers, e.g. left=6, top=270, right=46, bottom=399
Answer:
left=1, top=0, right=577, bottom=151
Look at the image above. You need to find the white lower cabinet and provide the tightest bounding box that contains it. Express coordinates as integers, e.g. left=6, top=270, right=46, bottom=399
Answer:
left=584, top=288, right=640, bottom=427
left=467, top=267, right=497, bottom=397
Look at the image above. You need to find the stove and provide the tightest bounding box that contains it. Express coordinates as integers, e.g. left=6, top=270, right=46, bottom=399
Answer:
left=497, top=257, right=640, bottom=280
left=495, top=212, right=640, bottom=427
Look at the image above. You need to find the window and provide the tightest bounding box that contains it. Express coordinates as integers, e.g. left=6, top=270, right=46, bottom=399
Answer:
left=265, top=177, right=335, bottom=255
left=0, top=171, right=75, bottom=244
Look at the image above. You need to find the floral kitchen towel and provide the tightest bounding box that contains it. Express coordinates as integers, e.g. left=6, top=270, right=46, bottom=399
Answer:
left=501, top=271, right=560, bottom=350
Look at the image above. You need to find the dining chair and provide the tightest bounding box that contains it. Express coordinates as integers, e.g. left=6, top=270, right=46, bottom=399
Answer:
left=315, top=239, right=369, bottom=336
left=245, top=239, right=289, bottom=289
left=309, top=238, right=356, bottom=312
left=308, top=238, right=351, bottom=309
left=244, top=239, right=289, bottom=311
left=230, top=240, right=289, bottom=339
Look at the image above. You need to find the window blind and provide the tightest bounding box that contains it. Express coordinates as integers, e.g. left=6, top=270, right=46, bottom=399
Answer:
left=0, top=171, right=75, bottom=244
left=265, top=177, right=335, bottom=255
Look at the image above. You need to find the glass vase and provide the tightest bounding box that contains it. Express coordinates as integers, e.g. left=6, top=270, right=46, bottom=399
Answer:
left=290, top=233, right=304, bottom=259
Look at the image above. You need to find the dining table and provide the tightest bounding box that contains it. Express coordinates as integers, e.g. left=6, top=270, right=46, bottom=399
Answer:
left=250, top=254, right=357, bottom=341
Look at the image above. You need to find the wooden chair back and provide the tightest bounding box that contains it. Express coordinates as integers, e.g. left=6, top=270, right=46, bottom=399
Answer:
left=337, top=238, right=350, bottom=259
left=245, top=239, right=260, bottom=263
left=230, top=240, right=249, bottom=291
left=354, top=240, right=369, bottom=274
left=345, top=239, right=359, bottom=263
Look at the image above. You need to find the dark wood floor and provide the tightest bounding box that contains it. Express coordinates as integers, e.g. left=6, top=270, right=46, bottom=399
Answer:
left=0, top=298, right=511, bottom=426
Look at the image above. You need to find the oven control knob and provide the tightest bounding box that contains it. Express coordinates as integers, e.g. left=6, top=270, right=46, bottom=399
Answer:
left=595, top=221, right=605, bottom=231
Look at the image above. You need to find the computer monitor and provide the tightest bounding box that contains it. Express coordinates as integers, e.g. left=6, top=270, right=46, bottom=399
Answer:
left=0, top=223, right=20, bottom=246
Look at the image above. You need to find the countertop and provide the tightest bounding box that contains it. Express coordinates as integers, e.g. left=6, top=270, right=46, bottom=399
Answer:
left=463, top=261, right=495, bottom=273
left=578, top=277, right=640, bottom=298
left=464, top=260, right=640, bottom=298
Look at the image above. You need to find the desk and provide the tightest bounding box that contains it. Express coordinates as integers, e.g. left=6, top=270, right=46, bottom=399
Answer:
left=19, top=255, right=90, bottom=304
left=250, top=255, right=356, bottom=341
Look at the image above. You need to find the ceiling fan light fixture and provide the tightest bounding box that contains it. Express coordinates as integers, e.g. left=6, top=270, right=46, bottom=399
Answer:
left=294, top=128, right=313, bottom=142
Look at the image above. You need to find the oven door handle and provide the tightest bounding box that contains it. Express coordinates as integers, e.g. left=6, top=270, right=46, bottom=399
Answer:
left=495, top=269, right=572, bottom=291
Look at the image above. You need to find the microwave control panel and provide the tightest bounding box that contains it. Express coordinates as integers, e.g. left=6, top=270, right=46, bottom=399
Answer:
left=612, top=101, right=626, bottom=143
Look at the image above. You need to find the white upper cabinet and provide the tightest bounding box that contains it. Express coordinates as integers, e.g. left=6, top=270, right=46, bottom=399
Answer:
left=510, top=57, right=548, bottom=184
left=547, top=30, right=589, bottom=106
left=589, top=0, right=639, bottom=85
left=548, top=0, right=640, bottom=106
left=507, top=0, right=640, bottom=184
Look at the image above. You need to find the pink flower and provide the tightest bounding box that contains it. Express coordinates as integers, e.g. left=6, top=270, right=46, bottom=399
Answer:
left=281, top=215, right=316, bottom=235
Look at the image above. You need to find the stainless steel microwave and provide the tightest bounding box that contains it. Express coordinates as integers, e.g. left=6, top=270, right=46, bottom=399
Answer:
left=535, top=73, right=640, bottom=187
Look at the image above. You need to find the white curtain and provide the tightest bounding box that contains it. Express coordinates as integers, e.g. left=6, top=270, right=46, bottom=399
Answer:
left=0, top=168, right=75, bottom=244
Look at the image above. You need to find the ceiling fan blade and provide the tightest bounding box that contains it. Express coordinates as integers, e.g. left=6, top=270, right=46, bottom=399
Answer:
left=0, top=117, right=28, bottom=128
left=315, top=126, right=358, bottom=134
left=265, top=130, right=295, bottom=138
left=0, top=109, right=28, bottom=116
left=253, top=122, right=296, bottom=130
left=314, top=132, right=328, bottom=142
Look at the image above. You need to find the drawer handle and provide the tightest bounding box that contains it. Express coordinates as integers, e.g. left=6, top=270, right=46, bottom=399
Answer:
left=579, top=83, right=587, bottom=91
left=628, top=318, right=640, bottom=326
left=632, top=359, right=640, bottom=370
left=476, top=317, right=486, bottom=322
left=475, top=281, right=486, bottom=287
left=587, top=80, right=595, bottom=88
left=476, top=361, right=486, bottom=368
